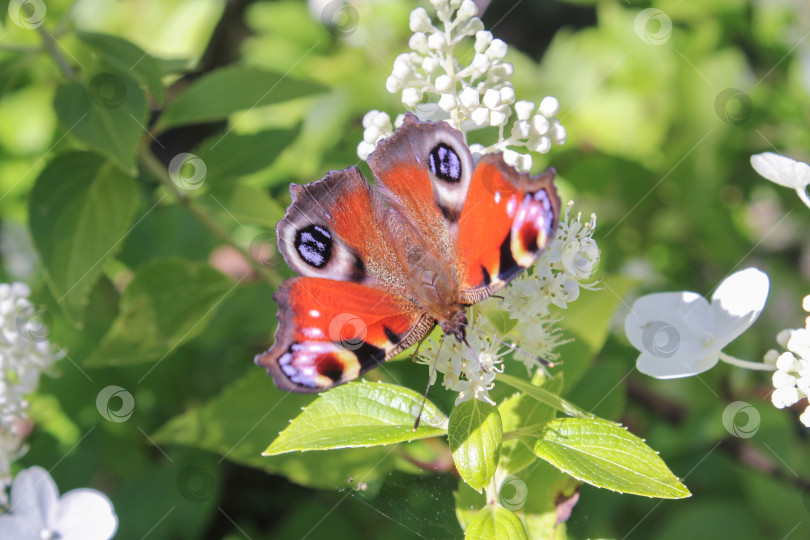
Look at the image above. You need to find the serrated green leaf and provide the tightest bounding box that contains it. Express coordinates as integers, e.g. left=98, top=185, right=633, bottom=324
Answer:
left=203, top=183, right=285, bottom=229
left=156, top=66, right=326, bottom=130
left=264, top=382, right=448, bottom=455
left=53, top=72, right=147, bottom=174
left=532, top=418, right=690, bottom=499
left=449, top=400, right=502, bottom=493
left=498, top=374, right=593, bottom=420
left=85, top=258, right=233, bottom=366
left=29, top=151, right=138, bottom=326
left=465, top=506, right=528, bottom=540
left=196, top=127, right=298, bottom=181
left=76, top=31, right=165, bottom=104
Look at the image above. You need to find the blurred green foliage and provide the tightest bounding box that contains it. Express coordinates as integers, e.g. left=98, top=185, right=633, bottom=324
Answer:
left=1, top=0, right=809, bottom=538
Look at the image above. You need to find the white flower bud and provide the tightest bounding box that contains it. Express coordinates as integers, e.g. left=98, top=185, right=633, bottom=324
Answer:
left=435, top=74, right=454, bottom=93
left=402, top=88, right=421, bottom=107
left=471, top=53, right=490, bottom=74
left=803, top=294, right=810, bottom=312
left=801, top=406, right=810, bottom=428
left=471, top=106, right=490, bottom=126
left=539, top=96, right=560, bottom=117
left=482, top=88, right=502, bottom=109
left=777, top=329, right=794, bottom=348
left=515, top=153, right=532, bottom=173
left=529, top=135, right=552, bottom=154
left=797, top=375, right=810, bottom=393
left=773, top=369, right=797, bottom=388
left=427, top=32, right=446, bottom=51
left=456, top=0, right=478, bottom=20
left=449, top=0, right=463, bottom=8
left=459, top=87, right=480, bottom=109
left=499, top=86, right=515, bottom=105
left=514, top=100, right=535, bottom=121
left=385, top=76, right=402, bottom=93
left=363, top=125, right=381, bottom=144
left=394, top=114, right=406, bottom=128
left=438, top=93, right=458, bottom=112
left=392, top=56, right=412, bottom=79
left=468, top=143, right=485, bottom=155
left=357, top=141, right=376, bottom=160
left=410, top=7, right=432, bottom=33
left=460, top=17, right=485, bottom=36
left=776, top=352, right=798, bottom=372
left=422, top=56, right=438, bottom=73
left=502, top=148, right=519, bottom=167
left=486, top=38, right=508, bottom=60
left=511, top=120, right=531, bottom=139
left=475, top=30, right=493, bottom=53
left=763, top=349, right=780, bottom=365
left=409, top=32, right=429, bottom=53
left=772, top=386, right=800, bottom=408
left=531, top=114, right=550, bottom=136
left=362, top=110, right=380, bottom=128
left=490, top=61, right=514, bottom=79
left=550, top=121, right=567, bottom=145
left=489, top=108, right=507, bottom=126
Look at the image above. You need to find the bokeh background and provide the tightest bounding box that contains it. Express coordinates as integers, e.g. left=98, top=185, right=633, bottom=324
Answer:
left=1, top=0, right=809, bottom=538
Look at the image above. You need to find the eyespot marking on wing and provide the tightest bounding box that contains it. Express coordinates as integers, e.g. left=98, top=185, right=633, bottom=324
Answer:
left=428, top=143, right=462, bottom=183
left=295, top=224, right=333, bottom=269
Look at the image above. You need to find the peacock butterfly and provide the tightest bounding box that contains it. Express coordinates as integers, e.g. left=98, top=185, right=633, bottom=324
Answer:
left=255, top=113, right=561, bottom=392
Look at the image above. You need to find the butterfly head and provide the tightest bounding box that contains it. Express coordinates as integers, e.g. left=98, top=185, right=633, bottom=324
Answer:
left=439, top=309, right=468, bottom=343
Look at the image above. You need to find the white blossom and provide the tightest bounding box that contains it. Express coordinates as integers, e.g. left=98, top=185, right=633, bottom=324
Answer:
left=0, top=467, right=117, bottom=539
left=356, top=0, right=566, bottom=171
left=767, top=294, right=810, bottom=427
left=750, top=152, right=810, bottom=209
left=625, top=268, right=769, bottom=379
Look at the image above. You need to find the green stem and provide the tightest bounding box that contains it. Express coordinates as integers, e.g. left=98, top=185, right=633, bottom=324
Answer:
left=718, top=351, right=776, bottom=371
left=138, top=146, right=282, bottom=289
left=0, top=43, right=41, bottom=53
left=36, top=25, right=73, bottom=79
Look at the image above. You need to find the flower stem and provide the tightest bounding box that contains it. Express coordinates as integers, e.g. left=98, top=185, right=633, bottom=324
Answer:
left=718, top=351, right=776, bottom=371
left=138, top=145, right=282, bottom=289
left=36, top=25, right=74, bottom=79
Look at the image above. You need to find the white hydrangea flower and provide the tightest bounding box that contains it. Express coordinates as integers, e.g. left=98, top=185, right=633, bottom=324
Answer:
left=415, top=203, right=599, bottom=403
left=0, top=282, right=57, bottom=503
left=750, top=152, right=810, bottom=209
left=625, top=268, right=770, bottom=379
left=0, top=466, right=117, bottom=539
left=766, top=294, right=810, bottom=427
left=358, top=0, right=566, bottom=172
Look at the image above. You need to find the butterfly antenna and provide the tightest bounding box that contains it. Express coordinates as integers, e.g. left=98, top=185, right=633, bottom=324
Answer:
left=465, top=324, right=557, bottom=368
left=413, top=334, right=444, bottom=432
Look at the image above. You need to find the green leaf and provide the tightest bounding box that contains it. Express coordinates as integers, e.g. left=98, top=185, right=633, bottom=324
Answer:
left=85, top=258, right=234, bottom=366
left=76, top=31, right=165, bottom=104
left=202, top=183, right=285, bottom=229
left=465, top=506, right=528, bottom=540
left=29, top=151, right=138, bottom=326
left=263, top=382, right=448, bottom=455
left=53, top=72, right=147, bottom=174
left=499, top=375, right=563, bottom=475
left=196, top=127, right=298, bottom=181
left=484, top=309, right=518, bottom=336
left=449, top=400, right=502, bottom=493
left=154, top=371, right=399, bottom=491
left=532, top=418, right=690, bottom=499
left=498, top=374, right=593, bottom=420
left=156, top=66, right=326, bottom=130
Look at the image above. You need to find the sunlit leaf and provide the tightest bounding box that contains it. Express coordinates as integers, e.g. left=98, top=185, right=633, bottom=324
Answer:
left=449, top=400, right=502, bottom=493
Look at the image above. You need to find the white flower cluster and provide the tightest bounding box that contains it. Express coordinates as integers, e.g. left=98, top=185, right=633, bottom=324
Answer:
left=0, top=282, right=56, bottom=505
left=417, top=203, right=600, bottom=404
left=765, top=294, right=810, bottom=427
left=357, top=0, right=566, bottom=171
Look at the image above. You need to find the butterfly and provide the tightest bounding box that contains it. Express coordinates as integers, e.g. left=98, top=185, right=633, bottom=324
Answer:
left=255, top=113, right=561, bottom=392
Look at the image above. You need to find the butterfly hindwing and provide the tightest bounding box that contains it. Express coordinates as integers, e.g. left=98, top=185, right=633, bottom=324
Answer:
left=256, top=277, right=434, bottom=392
left=456, top=154, right=561, bottom=303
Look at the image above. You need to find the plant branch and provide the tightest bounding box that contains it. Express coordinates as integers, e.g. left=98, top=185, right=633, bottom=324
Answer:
left=36, top=25, right=73, bottom=79
left=138, top=145, right=282, bottom=289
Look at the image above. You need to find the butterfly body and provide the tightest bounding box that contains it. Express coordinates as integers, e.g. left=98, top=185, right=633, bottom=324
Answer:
left=256, top=114, right=561, bottom=392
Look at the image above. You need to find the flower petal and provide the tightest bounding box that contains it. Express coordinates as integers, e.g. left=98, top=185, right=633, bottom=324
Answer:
left=636, top=349, right=720, bottom=379
left=9, top=466, right=59, bottom=526
left=710, top=268, right=769, bottom=346
left=0, top=513, right=42, bottom=538
left=54, top=489, right=118, bottom=540
left=625, top=291, right=713, bottom=361
left=750, top=152, right=810, bottom=189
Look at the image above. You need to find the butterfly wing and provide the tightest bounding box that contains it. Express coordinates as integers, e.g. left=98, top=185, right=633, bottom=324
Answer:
left=456, top=154, right=561, bottom=303
left=256, top=277, right=434, bottom=392
left=367, top=113, right=475, bottom=261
